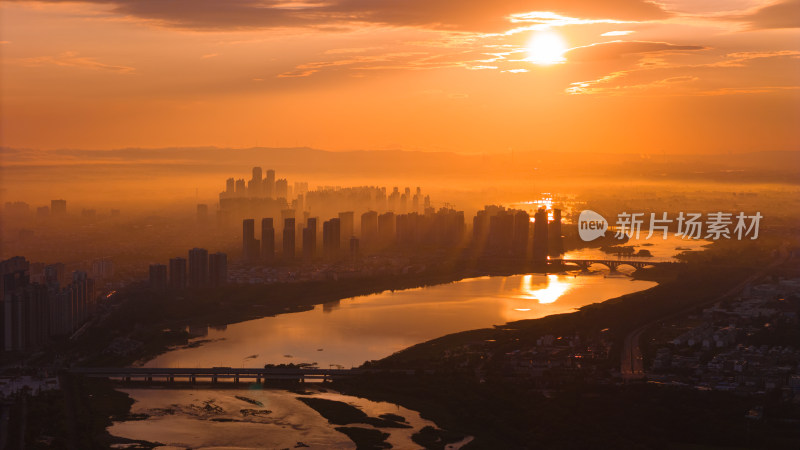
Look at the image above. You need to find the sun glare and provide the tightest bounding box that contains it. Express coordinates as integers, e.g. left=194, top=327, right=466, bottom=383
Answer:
left=527, top=31, right=567, bottom=65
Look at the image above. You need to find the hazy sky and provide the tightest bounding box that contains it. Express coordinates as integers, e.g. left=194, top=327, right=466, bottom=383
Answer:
left=1, top=0, right=798, bottom=153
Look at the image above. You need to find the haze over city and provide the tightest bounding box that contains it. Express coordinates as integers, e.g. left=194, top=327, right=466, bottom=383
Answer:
left=1, top=1, right=799, bottom=449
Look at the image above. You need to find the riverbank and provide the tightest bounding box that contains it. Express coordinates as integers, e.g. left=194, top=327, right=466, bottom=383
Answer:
left=60, top=254, right=630, bottom=368
left=325, top=234, right=800, bottom=448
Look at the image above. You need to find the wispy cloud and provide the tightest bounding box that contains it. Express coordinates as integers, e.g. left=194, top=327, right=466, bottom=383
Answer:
left=567, top=50, right=800, bottom=95
left=4, top=0, right=668, bottom=32
left=601, top=30, right=634, bottom=36
left=565, top=40, right=706, bottom=62
left=15, top=51, right=135, bottom=73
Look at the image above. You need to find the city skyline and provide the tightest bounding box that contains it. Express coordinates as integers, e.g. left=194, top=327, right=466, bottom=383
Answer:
left=1, top=2, right=799, bottom=449
left=1, top=1, right=798, bottom=153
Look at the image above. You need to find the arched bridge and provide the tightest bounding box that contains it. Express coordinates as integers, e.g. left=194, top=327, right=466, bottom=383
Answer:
left=552, top=258, right=678, bottom=273
left=68, top=367, right=416, bottom=384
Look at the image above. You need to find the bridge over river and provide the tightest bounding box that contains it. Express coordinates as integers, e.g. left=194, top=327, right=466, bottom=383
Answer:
left=70, top=367, right=410, bottom=384
left=553, top=258, right=679, bottom=272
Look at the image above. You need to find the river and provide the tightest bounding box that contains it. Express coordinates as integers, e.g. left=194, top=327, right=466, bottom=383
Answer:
left=108, top=233, right=708, bottom=448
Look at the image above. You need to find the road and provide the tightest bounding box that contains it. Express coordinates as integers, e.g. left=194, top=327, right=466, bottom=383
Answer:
left=620, top=248, right=788, bottom=380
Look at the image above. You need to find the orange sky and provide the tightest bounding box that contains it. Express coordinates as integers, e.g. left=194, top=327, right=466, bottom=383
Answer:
left=1, top=0, right=798, bottom=154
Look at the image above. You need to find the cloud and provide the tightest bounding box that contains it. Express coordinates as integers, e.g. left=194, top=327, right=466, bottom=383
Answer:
left=565, top=40, right=706, bottom=62
left=601, top=30, right=634, bottom=36
left=734, top=0, right=800, bottom=29
left=276, top=44, right=508, bottom=77
left=15, top=51, right=135, bottom=73
left=6, top=0, right=668, bottom=32
left=567, top=49, right=800, bottom=95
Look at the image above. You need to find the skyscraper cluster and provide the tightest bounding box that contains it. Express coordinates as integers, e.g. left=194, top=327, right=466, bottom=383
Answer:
left=240, top=206, right=468, bottom=262
left=149, top=249, right=227, bottom=291
left=1, top=256, right=97, bottom=352
left=473, top=205, right=563, bottom=264
left=217, top=167, right=432, bottom=229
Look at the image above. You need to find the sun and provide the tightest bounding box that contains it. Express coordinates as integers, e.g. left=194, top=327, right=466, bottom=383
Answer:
left=527, top=31, right=567, bottom=65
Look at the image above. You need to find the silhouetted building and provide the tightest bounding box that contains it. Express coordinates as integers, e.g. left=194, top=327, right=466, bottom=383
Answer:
left=43, top=263, right=67, bottom=287
left=261, top=218, right=275, bottom=261
left=249, top=167, right=263, bottom=197
left=350, top=236, right=360, bottom=260
left=51, top=199, right=67, bottom=216
left=235, top=179, right=246, bottom=197
left=533, top=208, right=549, bottom=265
left=283, top=218, right=296, bottom=259
left=339, top=211, right=354, bottom=248
left=303, top=217, right=317, bottom=260
left=242, top=219, right=260, bottom=262
left=378, top=212, right=395, bottom=247
left=91, top=258, right=113, bottom=280
left=275, top=178, right=288, bottom=199
left=208, top=252, right=227, bottom=287
left=323, top=218, right=341, bottom=259
left=188, top=248, right=209, bottom=288
left=513, top=210, right=530, bottom=257
left=168, top=257, right=187, bottom=290
left=2, top=257, right=97, bottom=351
left=489, top=211, right=514, bottom=254
left=361, top=211, right=378, bottom=249
left=549, top=208, right=564, bottom=256
left=197, top=204, right=209, bottom=223
left=265, top=170, right=275, bottom=198
left=149, top=264, right=168, bottom=291
left=36, top=206, right=49, bottom=218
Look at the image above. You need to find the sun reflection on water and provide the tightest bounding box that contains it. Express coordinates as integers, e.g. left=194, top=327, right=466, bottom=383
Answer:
left=520, top=274, right=573, bottom=304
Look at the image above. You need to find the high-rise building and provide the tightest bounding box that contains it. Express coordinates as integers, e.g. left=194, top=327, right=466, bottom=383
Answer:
left=283, top=218, right=296, bottom=259
left=378, top=212, right=395, bottom=247
left=242, top=219, right=260, bottom=262
left=208, top=252, right=228, bottom=287
left=261, top=218, right=275, bottom=261
left=36, top=206, right=50, bottom=218
left=265, top=169, right=275, bottom=198
left=275, top=179, right=289, bottom=199
left=197, top=204, right=209, bottom=223
left=549, top=208, right=564, bottom=256
left=51, top=199, right=67, bottom=216
left=294, top=181, right=309, bottom=197
left=513, top=210, right=530, bottom=257
left=43, top=263, right=67, bottom=287
left=2, top=257, right=99, bottom=351
left=361, top=211, right=378, bottom=249
left=303, top=218, right=317, bottom=260
left=225, top=178, right=235, bottom=194
left=489, top=211, right=514, bottom=254
left=91, top=258, right=114, bottom=280
left=248, top=167, right=263, bottom=197
left=149, top=264, right=168, bottom=291
left=350, top=236, right=360, bottom=260
left=388, top=187, right=400, bottom=211
left=188, top=248, right=209, bottom=288
left=323, top=218, right=341, bottom=259
left=169, top=257, right=187, bottom=290
left=235, top=179, right=246, bottom=197
left=532, top=208, right=549, bottom=265
left=338, top=211, right=354, bottom=248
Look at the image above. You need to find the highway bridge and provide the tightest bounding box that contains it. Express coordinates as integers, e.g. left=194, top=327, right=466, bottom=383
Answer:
left=552, top=258, right=678, bottom=272
left=69, top=367, right=407, bottom=384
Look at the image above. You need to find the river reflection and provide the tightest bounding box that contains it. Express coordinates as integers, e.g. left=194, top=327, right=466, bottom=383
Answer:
left=108, top=387, right=471, bottom=449
left=145, top=273, right=656, bottom=369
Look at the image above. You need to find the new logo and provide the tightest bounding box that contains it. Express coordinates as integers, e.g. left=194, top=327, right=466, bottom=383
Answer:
left=578, top=210, right=607, bottom=241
